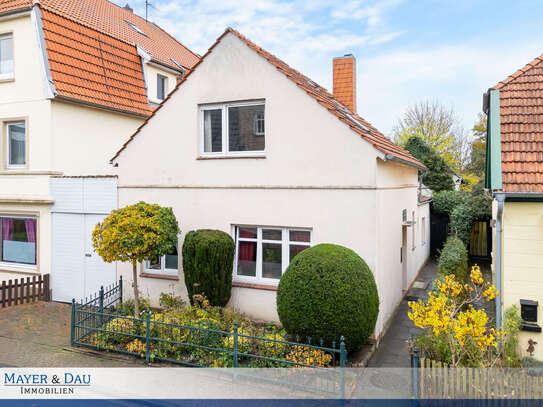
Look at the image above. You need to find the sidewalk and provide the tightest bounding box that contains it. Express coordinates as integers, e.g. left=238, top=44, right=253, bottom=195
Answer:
left=0, top=301, right=143, bottom=367
left=367, top=261, right=438, bottom=367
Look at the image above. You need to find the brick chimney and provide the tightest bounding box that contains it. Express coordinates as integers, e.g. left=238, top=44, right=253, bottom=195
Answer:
left=333, top=54, right=357, bottom=113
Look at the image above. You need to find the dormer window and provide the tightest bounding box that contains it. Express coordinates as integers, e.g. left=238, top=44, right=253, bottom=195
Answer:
left=157, top=74, right=167, bottom=101
left=0, top=34, right=14, bottom=80
left=125, top=20, right=146, bottom=36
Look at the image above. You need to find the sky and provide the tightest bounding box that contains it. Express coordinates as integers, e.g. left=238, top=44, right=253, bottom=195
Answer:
left=114, top=0, right=543, bottom=139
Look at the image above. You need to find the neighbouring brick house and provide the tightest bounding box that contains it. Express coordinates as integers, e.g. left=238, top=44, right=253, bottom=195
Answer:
left=486, top=52, right=543, bottom=361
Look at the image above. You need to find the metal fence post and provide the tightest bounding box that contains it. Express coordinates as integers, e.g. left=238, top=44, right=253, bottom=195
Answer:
left=145, top=309, right=151, bottom=364
left=119, top=275, right=123, bottom=304
left=233, top=321, right=238, bottom=368
left=340, top=336, right=346, bottom=399
left=98, top=286, right=104, bottom=327
left=70, top=298, right=75, bottom=346
left=412, top=345, right=420, bottom=399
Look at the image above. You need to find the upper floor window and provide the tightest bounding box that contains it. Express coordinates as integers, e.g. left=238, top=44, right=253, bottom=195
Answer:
left=234, top=226, right=310, bottom=285
left=200, top=102, right=265, bottom=156
left=125, top=21, right=147, bottom=36
left=157, top=74, right=167, bottom=101
left=6, top=122, right=26, bottom=168
left=0, top=34, right=14, bottom=80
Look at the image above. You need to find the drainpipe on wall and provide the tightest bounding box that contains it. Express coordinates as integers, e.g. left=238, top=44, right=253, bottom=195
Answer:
left=494, top=192, right=505, bottom=330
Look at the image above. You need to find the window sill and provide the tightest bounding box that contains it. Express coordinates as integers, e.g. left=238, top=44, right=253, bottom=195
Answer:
left=232, top=281, right=277, bottom=291
left=0, top=263, right=39, bottom=275
left=521, top=322, right=542, bottom=333
left=140, top=272, right=179, bottom=281
left=0, top=76, right=14, bottom=83
left=197, top=155, right=266, bottom=160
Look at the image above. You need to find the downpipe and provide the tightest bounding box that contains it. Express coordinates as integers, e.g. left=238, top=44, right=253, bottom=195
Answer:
left=494, top=193, right=505, bottom=330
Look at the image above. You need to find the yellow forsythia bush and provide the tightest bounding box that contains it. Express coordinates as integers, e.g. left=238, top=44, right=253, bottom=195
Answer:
left=408, top=265, right=503, bottom=367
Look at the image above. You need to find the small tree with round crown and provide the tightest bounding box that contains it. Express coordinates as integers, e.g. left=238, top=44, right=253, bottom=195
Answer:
left=92, top=202, right=179, bottom=317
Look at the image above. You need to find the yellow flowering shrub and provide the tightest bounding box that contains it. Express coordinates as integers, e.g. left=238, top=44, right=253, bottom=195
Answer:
left=286, top=347, right=332, bottom=368
left=126, top=339, right=148, bottom=355
left=408, top=265, right=505, bottom=367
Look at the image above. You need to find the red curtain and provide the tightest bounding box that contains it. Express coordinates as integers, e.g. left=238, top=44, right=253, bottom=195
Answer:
left=239, top=241, right=255, bottom=261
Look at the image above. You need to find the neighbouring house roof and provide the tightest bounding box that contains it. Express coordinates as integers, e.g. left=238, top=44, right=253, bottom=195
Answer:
left=2, top=0, right=200, bottom=117
left=494, top=53, right=543, bottom=192
left=112, top=28, right=425, bottom=170
left=41, top=8, right=152, bottom=116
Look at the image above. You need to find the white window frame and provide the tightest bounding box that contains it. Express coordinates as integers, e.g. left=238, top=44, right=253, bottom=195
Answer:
left=6, top=121, right=26, bottom=169
left=232, top=225, right=311, bottom=285
left=157, top=74, right=167, bottom=101
left=254, top=112, right=265, bottom=136
left=0, top=214, right=38, bottom=269
left=199, top=101, right=265, bottom=157
left=144, top=250, right=178, bottom=276
left=411, top=211, right=416, bottom=251
left=0, top=33, right=14, bottom=81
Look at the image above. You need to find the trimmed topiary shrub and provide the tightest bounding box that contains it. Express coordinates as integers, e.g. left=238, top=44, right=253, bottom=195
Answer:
left=182, top=229, right=235, bottom=307
left=276, top=244, right=379, bottom=352
left=438, top=236, right=468, bottom=282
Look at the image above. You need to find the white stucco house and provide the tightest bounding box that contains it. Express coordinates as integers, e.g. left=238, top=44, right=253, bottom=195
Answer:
left=111, top=28, right=431, bottom=339
left=0, top=0, right=198, bottom=302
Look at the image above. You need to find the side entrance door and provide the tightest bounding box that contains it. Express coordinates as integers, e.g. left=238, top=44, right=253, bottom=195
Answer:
left=50, top=177, right=117, bottom=303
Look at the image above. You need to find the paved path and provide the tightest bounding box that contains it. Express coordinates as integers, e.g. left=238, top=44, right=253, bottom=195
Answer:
left=0, top=301, right=143, bottom=367
left=367, top=261, right=438, bottom=367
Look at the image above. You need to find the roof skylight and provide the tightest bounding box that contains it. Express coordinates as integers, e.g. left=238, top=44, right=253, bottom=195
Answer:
left=125, top=20, right=146, bottom=36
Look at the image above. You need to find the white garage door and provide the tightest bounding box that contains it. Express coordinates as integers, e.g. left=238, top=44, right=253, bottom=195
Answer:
left=50, top=177, right=117, bottom=303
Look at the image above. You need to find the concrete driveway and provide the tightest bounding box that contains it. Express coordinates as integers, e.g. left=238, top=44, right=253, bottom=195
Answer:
left=0, top=301, right=143, bottom=367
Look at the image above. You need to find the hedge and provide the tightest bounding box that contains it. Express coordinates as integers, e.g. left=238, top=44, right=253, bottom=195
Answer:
left=276, top=244, right=379, bottom=352
left=449, top=203, right=475, bottom=245
left=182, top=229, right=235, bottom=307
left=438, top=236, right=468, bottom=282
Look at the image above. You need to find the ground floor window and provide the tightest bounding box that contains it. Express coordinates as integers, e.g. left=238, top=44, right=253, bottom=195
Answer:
left=234, top=226, right=311, bottom=284
left=144, top=245, right=178, bottom=275
left=0, top=216, right=37, bottom=266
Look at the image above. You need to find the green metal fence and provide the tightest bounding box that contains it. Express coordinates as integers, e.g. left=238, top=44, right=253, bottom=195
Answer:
left=71, top=278, right=347, bottom=387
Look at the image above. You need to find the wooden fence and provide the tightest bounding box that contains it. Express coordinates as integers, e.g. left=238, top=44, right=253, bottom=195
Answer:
left=0, top=274, right=51, bottom=308
left=416, top=357, right=543, bottom=399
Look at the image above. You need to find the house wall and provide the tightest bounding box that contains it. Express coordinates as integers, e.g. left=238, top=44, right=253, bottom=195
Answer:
left=49, top=101, right=143, bottom=175
left=374, top=160, right=430, bottom=335
left=114, top=32, right=423, bottom=338
left=502, top=201, right=543, bottom=361
left=0, top=12, right=54, bottom=279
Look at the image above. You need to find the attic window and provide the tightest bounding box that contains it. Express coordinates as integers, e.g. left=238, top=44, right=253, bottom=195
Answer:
left=125, top=20, right=146, bottom=36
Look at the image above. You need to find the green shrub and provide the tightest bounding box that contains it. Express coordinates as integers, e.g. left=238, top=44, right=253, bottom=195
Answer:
left=276, top=244, right=379, bottom=352
left=182, top=230, right=235, bottom=307
left=159, top=292, right=185, bottom=310
left=432, top=190, right=467, bottom=215
left=115, top=296, right=150, bottom=316
left=404, top=136, right=455, bottom=192
left=469, top=193, right=492, bottom=220
left=438, top=236, right=468, bottom=281
left=502, top=306, right=522, bottom=368
left=449, top=203, right=474, bottom=245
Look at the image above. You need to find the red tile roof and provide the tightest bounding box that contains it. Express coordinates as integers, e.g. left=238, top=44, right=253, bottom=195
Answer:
left=39, top=0, right=200, bottom=71
left=112, top=28, right=425, bottom=170
left=494, top=53, right=543, bottom=192
left=1, top=0, right=200, bottom=117
left=41, top=8, right=152, bottom=116
left=0, top=0, right=31, bottom=14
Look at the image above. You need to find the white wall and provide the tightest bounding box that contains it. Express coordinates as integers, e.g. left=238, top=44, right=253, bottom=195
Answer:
left=144, top=63, right=179, bottom=105
left=114, top=32, right=425, bottom=339
left=50, top=101, right=143, bottom=175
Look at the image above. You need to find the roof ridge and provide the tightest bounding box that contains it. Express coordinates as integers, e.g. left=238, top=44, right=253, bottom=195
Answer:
left=495, top=53, right=543, bottom=90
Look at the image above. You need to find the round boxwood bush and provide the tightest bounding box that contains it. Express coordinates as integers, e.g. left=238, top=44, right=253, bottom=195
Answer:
left=277, top=244, right=379, bottom=352
left=182, top=229, right=235, bottom=307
